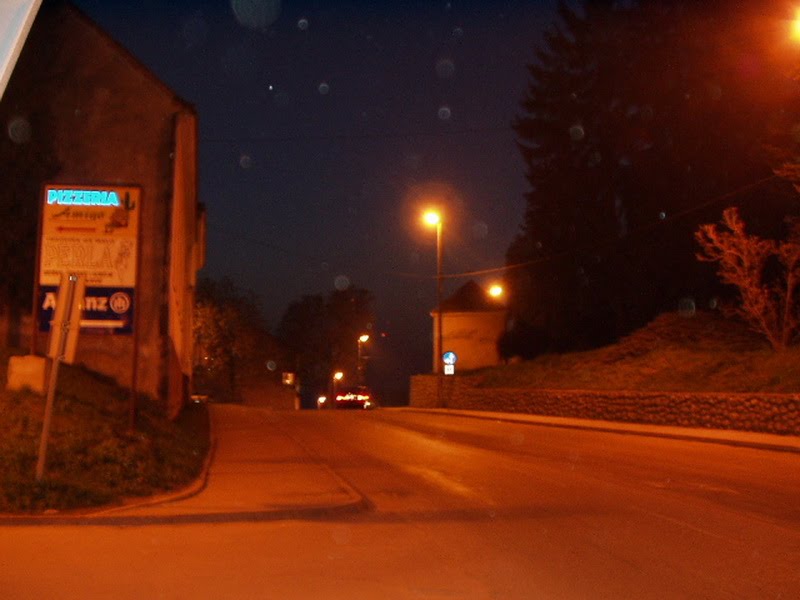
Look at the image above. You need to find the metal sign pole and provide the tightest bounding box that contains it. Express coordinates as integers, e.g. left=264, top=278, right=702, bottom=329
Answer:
left=36, top=273, right=78, bottom=481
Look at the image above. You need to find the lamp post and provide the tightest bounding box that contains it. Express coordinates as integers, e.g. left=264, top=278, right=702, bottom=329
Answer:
left=332, top=370, right=344, bottom=401
left=423, top=210, right=443, bottom=374
left=357, top=334, right=369, bottom=383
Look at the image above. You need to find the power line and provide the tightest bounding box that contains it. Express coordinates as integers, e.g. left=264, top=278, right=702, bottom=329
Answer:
left=200, top=124, right=515, bottom=145
left=395, top=173, right=781, bottom=281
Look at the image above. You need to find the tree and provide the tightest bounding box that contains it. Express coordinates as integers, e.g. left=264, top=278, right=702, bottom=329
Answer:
left=509, top=0, right=799, bottom=353
left=696, top=207, right=800, bottom=350
left=276, top=285, right=375, bottom=396
left=193, top=277, right=279, bottom=400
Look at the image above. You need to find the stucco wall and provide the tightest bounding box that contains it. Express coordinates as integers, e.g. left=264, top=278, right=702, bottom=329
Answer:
left=432, top=311, right=506, bottom=371
left=409, top=375, right=800, bottom=436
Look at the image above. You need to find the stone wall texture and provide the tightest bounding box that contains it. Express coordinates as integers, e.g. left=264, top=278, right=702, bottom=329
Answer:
left=410, top=375, right=800, bottom=436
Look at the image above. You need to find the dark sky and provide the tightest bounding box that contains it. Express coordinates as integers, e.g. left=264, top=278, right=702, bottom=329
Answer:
left=70, top=0, right=556, bottom=402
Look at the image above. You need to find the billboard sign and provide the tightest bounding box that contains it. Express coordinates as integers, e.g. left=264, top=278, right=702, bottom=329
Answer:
left=38, top=184, right=140, bottom=334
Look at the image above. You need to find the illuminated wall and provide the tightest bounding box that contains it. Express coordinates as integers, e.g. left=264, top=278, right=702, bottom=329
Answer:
left=0, top=3, right=203, bottom=415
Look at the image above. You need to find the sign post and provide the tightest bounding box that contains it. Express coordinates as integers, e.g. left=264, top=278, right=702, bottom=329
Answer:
left=442, top=351, right=457, bottom=376
left=36, top=273, right=84, bottom=481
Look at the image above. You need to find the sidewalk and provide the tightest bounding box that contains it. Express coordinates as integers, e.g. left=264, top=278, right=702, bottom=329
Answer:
left=0, top=404, right=367, bottom=526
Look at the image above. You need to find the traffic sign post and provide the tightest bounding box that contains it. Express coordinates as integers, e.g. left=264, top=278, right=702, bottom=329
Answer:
left=36, top=273, right=84, bottom=481
left=442, top=351, right=457, bottom=376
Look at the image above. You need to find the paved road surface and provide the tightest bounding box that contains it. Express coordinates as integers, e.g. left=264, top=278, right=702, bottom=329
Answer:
left=1, top=405, right=798, bottom=599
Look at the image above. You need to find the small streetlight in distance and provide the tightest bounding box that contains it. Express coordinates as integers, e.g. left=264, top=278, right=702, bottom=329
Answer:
left=332, top=370, right=344, bottom=402
left=488, top=284, right=504, bottom=299
left=357, top=334, right=370, bottom=383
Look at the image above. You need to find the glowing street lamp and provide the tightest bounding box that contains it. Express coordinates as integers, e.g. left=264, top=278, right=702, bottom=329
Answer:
left=357, top=334, right=370, bottom=383
left=422, top=210, right=443, bottom=374
left=792, top=10, right=800, bottom=42
left=488, top=284, right=504, bottom=299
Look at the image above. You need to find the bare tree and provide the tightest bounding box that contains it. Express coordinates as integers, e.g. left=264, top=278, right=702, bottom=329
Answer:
left=696, top=207, right=800, bottom=350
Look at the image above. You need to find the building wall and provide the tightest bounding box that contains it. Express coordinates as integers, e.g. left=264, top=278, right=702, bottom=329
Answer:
left=432, top=310, right=506, bottom=372
left=2, top=3, right=200, bottom=414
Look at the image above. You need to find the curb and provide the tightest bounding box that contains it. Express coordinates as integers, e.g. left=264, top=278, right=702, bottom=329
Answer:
left=400, top=407, right=800, bottom=454
left=0, top=405, right=372, bottom=526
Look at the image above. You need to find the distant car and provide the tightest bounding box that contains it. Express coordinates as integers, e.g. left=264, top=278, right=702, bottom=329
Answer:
left=334, top=386, right=376, bottom=409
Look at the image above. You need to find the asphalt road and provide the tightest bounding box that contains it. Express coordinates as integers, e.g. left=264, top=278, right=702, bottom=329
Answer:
left=2, top=407, right=799, bottom=599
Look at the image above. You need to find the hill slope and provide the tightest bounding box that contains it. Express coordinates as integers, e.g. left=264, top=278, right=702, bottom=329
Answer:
left=473, top=311, right=800, bottom=393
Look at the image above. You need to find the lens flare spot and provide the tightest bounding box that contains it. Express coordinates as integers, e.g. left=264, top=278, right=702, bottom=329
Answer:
left=334, top=275, right=351, bottom=290
left=569, top=124, right=584, bottom=141
left=7, top=116, right=31, bottom=144
left=231, top=0, right=281, bottom=30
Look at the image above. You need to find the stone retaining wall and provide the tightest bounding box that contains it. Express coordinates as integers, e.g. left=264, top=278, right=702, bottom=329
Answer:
left=409, top=375, right=800, bottom=436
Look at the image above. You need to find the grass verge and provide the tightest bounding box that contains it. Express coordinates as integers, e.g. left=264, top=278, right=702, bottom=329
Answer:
left=0, top=348, right=210, bottom=513
left=470, top=311, right=800, bottom=393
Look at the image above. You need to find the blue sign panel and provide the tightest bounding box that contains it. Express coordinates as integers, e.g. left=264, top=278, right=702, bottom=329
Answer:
left=39, top=286, right=134, bottom=334
left=442, top=351, right=458, bottom=365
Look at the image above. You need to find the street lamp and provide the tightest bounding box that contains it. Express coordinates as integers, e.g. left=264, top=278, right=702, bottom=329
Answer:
left=792, top=10, right=800, bottom=42
left=332, top=370, right=344, bottom=400
left=488, top=284, right=504, bottom=299
left=357, top=334, right=369, bottom=383
left=422, top=210, right=443, bottom=374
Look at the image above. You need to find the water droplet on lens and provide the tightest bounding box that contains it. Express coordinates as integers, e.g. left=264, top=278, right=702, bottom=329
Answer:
left=266, top=360, right=277, bottom=371
left=452, top=26, right=464, bottom=38
left=7, top=116, right=31, bottom=144
left=659, top=211, right=667, bottom=220
left=231, top=0, right=282, bottom=30
left=678, top=297, right=696, bottom=317
left=318, top=82, right=330, bottom=95
left=297, top=17, right=308, bottom=30
left=239, top=154, right=252, bottom=169
left=472, top=221, right=489, bottom=239
left=435, top=58, right=455, bottom=79
left=334, top=275, right=351, bottom=290
left=569, top=124, right=584, bottom=141
left=438, top=106, right=452, bottom=120
left=273, top=91, right=290, bottom=107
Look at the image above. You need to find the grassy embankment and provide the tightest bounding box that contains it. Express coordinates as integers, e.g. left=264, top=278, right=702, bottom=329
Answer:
left=0, top=348, right=209, bottom=513
left=472, top=311, right=800, bottom=393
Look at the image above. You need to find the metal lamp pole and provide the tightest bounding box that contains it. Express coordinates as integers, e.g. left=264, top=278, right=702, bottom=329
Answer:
left=435, top=220, right=443, bottom=375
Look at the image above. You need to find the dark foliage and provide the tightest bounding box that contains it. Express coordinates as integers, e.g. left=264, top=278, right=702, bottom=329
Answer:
left=276, top=285, right=375, bottom=396
left=193, top=277, right=284, bottom=401
left=509, top=0, right=800, bottom=353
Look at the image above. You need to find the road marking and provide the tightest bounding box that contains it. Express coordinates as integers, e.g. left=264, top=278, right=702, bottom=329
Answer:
left=399, top=464, right=487, bottom=502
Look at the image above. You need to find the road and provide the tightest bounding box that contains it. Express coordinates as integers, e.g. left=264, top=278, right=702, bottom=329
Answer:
left=2, top=407, right=799, bottom=599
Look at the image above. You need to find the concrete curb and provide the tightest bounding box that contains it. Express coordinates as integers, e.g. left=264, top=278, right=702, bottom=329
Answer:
left=400, top=408, right=800, bottom=454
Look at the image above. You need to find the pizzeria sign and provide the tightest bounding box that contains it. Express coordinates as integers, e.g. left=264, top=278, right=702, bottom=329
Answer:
left=38, top=184, right=140, bottom=334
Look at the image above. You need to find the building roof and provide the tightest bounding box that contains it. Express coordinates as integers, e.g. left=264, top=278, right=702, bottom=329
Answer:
left=432, top=280, right=506, bottom=314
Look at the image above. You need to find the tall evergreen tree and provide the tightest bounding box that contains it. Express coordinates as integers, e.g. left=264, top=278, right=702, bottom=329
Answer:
left=509, top=0, right=799, bottom=352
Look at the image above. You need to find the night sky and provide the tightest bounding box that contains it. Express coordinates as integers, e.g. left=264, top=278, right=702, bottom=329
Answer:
left=70, top=0, right=556, bottom=402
